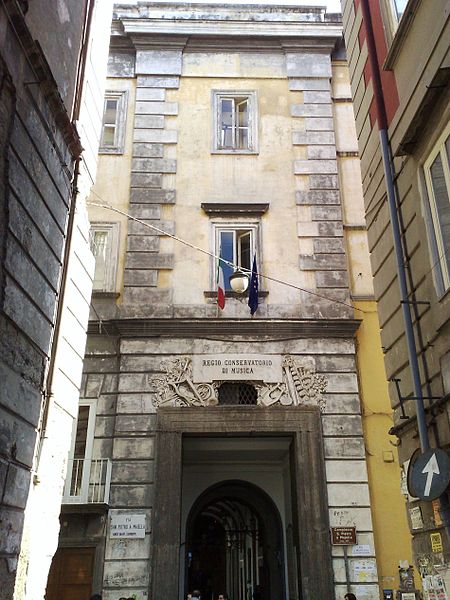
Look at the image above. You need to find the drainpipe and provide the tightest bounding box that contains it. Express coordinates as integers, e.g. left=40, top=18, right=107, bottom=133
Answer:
left=360, top=0, right=429, bottom=453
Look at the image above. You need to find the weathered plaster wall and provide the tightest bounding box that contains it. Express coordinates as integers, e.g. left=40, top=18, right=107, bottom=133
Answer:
left=173, top=73, right=299, bottom=308
left=89, top=77, right=136, bottom=303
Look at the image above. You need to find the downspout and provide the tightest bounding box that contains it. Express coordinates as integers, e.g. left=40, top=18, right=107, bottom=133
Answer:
left=359, top=0, right=429, bottom=452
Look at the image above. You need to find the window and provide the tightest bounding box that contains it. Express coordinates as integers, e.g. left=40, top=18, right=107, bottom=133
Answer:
left=63, top=400, right=111, bottom=504
left=219, top=383, right=258, bottom=405
left=99, top=91, right=128, bottom=153
left=214, top=224, right=257, bottom=291
left=89, top=223, right=119, bottom=292
left=213, top=91, right=258, bottom=153
left=423, top=125, right=450, bottom=292
left=390, top=0, right=408, bottom=20
left=380, top=0, right=411, bottom=46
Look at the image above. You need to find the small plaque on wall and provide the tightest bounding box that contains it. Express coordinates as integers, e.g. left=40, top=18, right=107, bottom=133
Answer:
left=110, top=514, right=146, bottom=539
left=331, top=526, right=356, bottom=545
left=192, top=354, right=283, bottom=383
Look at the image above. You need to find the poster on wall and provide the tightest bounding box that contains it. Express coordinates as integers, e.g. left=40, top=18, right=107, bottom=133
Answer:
left=422, top=575, right=448, bottom=600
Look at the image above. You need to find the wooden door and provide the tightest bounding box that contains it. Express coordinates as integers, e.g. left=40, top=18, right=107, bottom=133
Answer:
left=45, top=547, right=95, bottom=600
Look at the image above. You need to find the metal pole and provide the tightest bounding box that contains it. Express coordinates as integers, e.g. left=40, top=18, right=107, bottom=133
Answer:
left=379, top=130, right=429, bottom=452
left=344, top=546, right=351, bottom=593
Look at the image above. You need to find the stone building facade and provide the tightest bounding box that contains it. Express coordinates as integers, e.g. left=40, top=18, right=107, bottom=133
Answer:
left=0, top=1, right=112, bottom=599
left=341, top=0, right=450, bottom=596
left=0, top=1, right=86, bottom=596
left=50, top=3, right=412, bottom=599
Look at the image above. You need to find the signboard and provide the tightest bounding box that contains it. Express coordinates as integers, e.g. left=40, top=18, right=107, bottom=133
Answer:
left=352, top=544, right=371, bottom=556
left=430, top=532, right=443, bottom=553
left=192, top=354, right=283, bottom=383
left=331, top=526, right=356, bottom=545
left=408, top=448, right=450, bottom=501
left=110, top=514, right=146, bottom=539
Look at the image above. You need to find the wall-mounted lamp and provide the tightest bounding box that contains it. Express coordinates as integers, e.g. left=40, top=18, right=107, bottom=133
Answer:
left=229, top=269, right=249, bottom=294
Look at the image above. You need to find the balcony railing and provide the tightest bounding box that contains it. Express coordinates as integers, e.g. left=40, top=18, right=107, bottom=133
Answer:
left=63, top=458, right=112, bottom=504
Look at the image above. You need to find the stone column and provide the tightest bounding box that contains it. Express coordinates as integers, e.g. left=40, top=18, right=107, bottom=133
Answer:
left=150, top=428, right=183, bottom=600
left=293, top=425, right=335, bottom=599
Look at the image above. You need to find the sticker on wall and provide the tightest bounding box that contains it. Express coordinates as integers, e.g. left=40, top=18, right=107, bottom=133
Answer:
left=430, top=532, right=443, bottom=553
left=410, top=506, right=424, bottom=530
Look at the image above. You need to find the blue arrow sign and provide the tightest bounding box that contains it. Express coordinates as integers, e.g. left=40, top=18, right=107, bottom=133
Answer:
left=409, top=449, right=450, bottom=501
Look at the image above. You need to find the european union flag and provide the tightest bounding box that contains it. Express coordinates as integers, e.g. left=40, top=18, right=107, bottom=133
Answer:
left=248, top=254, right=258, bottom=316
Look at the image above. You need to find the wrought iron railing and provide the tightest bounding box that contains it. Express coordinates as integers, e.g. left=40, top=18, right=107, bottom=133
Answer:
left=62, top=458, right=111, bottom=504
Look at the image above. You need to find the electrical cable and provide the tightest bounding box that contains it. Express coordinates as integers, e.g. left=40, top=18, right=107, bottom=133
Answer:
left=87, top=197, right=378, bottom=315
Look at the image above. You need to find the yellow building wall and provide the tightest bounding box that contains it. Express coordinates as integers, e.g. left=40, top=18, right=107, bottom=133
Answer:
left=170, top=73, right=305, bottom=305
left=89, top=77, right=136, bottom=299
left=354, top=301, right=414, bottom=591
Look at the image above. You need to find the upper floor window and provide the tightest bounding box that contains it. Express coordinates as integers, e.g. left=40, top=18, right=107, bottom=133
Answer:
left=390, top=0, right=408, bottom=20
left=215, top=223, right=257, bottom=291
left=212, top=91, right=258, bottom=153
left=381, top=0, right=411, bottom=46
left=89, top=223, right=119, bottom=293
left=423, top=124, right=450, bottom=293
left=99, top=91, right=128, bottom=154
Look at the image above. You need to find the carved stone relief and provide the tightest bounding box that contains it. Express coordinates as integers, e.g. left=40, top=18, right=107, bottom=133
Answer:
left=148, top=355, right=327, bottom=411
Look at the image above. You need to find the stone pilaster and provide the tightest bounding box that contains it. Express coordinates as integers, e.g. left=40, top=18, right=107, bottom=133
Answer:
left=123, top=48, right=182, bottom=316
left=288, top=53, right=351, bottom=318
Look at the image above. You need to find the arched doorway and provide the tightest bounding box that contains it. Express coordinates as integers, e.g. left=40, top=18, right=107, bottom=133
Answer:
left=185, top=480, right=285, bottom=600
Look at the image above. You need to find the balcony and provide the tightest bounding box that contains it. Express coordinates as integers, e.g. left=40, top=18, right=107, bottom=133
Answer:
left=62, top=458, right=112, bottom=504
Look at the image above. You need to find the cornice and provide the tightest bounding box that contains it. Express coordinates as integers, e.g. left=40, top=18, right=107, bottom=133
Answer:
left=112, top=3, right=342, bottom=53
left=4, top=0, right=82, bottom=157
left=201, top=202, right=269, bottom=216
left=121, top=19, right=342, bottom=41
left=88, top=318, right=361, bottom=338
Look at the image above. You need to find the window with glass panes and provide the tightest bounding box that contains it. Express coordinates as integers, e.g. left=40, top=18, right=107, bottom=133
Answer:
left=216, top=225, right=256, bottom=291
left=100, top=91, right=127, bottom=153
left=423, top=124, right=450, bottom=291
left=213, top=92, right=257, bottom=152
left=89, top=223, right=119, bottom=292
left=390, top=0, right=407, bottom=19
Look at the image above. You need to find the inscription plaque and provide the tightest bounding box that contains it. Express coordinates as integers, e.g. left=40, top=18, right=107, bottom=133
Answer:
left=192, top=354, right=283, bottom=383
left=110, top=514, right=146, bottom=539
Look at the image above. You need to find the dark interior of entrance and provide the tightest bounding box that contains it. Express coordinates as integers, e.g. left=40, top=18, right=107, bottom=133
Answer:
left=185, top=481, right=284, bottom=600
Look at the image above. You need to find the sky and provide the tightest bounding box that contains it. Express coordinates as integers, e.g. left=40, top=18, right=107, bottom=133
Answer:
left=121, top=0, right=342, bottom=13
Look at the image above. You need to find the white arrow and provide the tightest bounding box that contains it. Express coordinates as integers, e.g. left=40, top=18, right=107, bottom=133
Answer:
left=422, top=453, right=440, bottom=496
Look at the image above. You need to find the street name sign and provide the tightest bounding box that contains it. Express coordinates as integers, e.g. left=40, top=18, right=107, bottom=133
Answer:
left=110, top=514, right=146, bottom=539
left=331, top=526, right=356, bottom=545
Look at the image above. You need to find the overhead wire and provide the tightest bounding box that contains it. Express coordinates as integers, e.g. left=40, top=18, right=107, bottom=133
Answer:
left=87, top=195, right=377, bottom=315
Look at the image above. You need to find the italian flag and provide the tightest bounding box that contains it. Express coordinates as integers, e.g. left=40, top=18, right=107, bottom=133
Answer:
left=217, top=250, right=225, bottom=310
